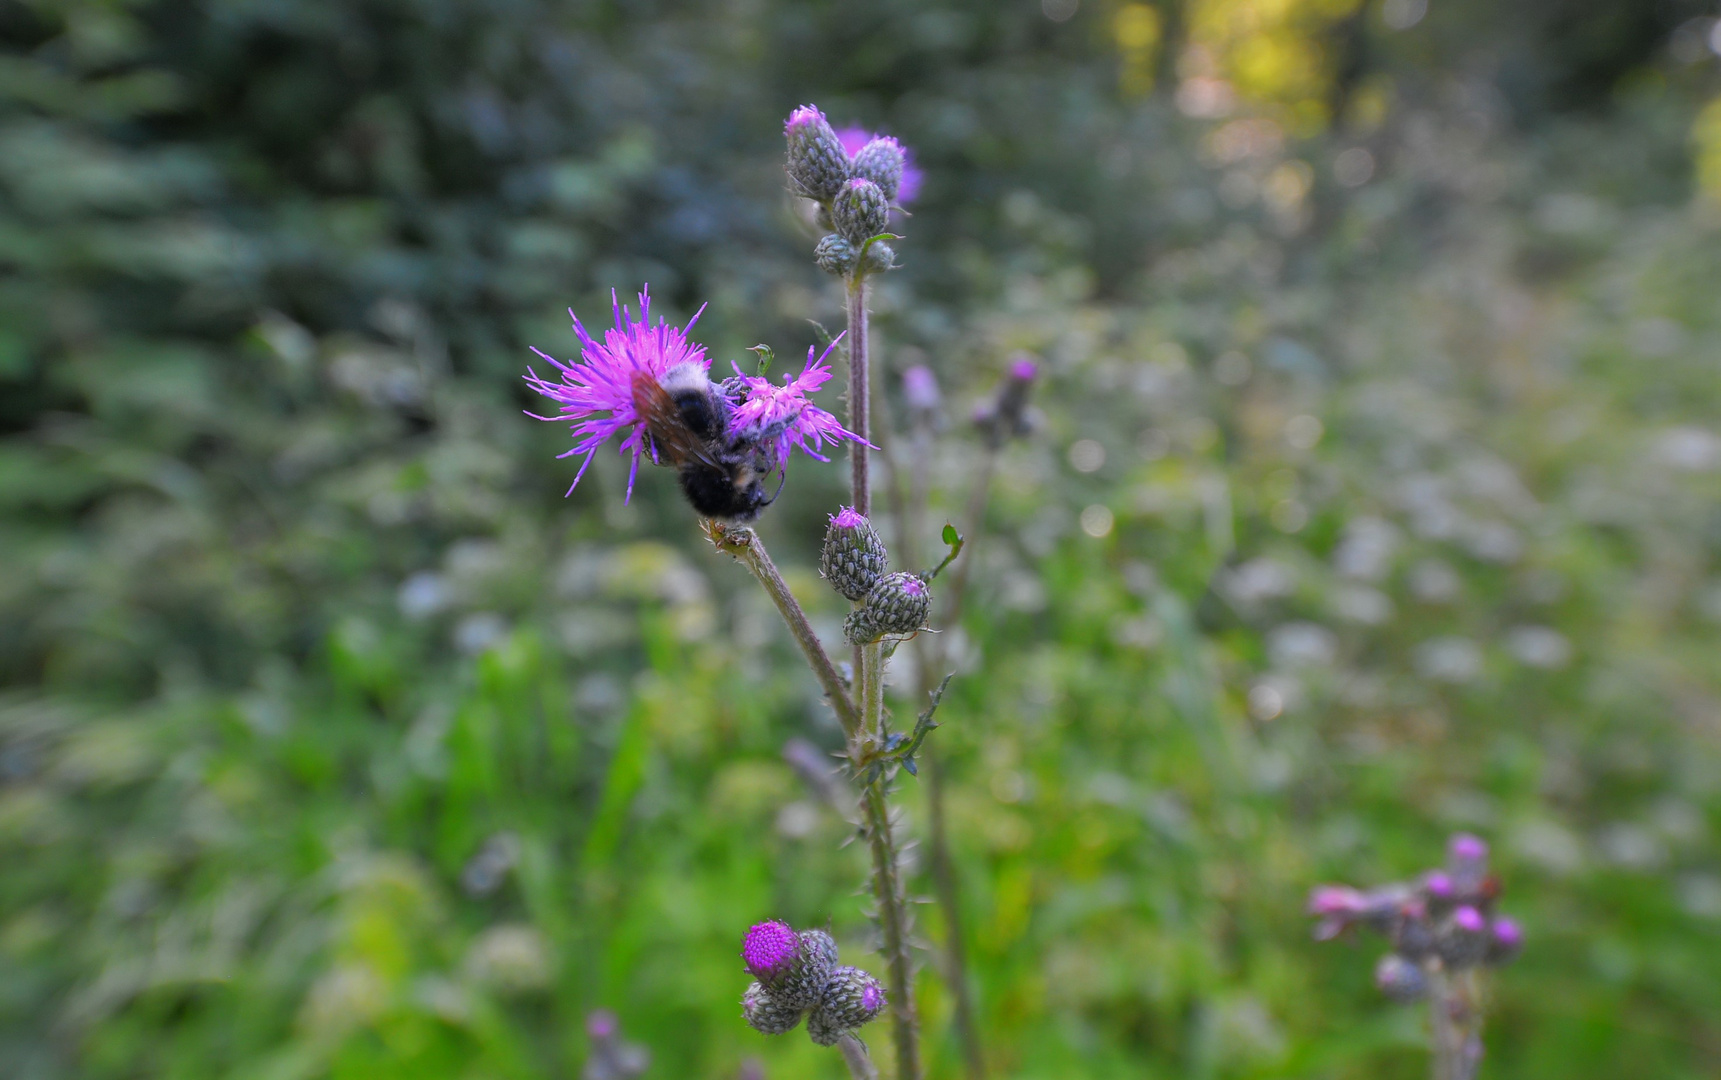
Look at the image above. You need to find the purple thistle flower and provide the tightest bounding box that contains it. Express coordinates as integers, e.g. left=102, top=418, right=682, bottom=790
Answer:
left=830, top=505, right=869, bottom=529
left=1452, top=905, right=1487, bottom=934
left=524, top=286, right=708, bottom=501
left=836, top=125, right=922, bottom=203
left=902, top=365, right=941, bottom=413
left=741, top=921, right=800, bottom=980
left=1423, top=871, right=1455, bottom=900
left=1450, top=833, right=1489, bottom=864
left=729, top=340, right=870, bottom=470
left=1490, top=915, right=1522, bottom=950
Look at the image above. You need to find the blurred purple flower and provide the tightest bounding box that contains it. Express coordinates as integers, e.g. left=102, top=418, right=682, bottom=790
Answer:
left=524, top=286, right=708, bottom=500
left=729, top=341, right=870, bottom=469
left=836, top=125, right=922, bottom=203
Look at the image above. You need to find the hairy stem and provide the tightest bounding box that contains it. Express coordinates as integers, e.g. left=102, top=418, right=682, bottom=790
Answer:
left=847, top=276, right=871, bottom=517
left=845, top=268, right=920, bottom=1080
left=837, top=1033, right=880, bottom=1080
left=882, top=399, right=995, bottom=1080
left=1428, top=967, right=1482, bottom=1080
left=862, top=781, right=919, bottom=1080
left=709, top=524, right=860, bottom=738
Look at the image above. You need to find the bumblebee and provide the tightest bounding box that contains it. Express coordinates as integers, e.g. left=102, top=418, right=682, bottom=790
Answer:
left=630, top=363, right=786, bottom=522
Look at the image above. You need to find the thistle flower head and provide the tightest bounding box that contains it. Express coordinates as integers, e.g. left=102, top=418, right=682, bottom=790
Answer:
left=1423, top=871, right=1455, bottom=900
left=741, top=920, right=800, bottom=980
left=1487, top=915, right=1523, bottom=964
left=729, top=340, right=869, bottom=470
left=1374, top=953, right=1429, bottom=1002
left=837, top=126, right=922, bottom=203
left=902, top=365, right=941, bottom=414
left=1449, top=833, right=1489, bottom=864
left=1452, top=905, right=1486, bottom=934
left=524, top=286, right=707, bottom=500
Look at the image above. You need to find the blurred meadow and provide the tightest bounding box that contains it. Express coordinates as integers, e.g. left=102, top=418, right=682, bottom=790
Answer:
left=4, top=0, right=1721, bottom=1077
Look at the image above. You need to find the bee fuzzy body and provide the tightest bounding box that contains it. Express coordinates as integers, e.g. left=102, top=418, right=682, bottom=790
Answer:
left=633, top=364, right=783, bottom=523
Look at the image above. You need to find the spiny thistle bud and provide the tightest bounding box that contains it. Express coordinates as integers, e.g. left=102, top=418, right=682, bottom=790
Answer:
left=742, top=981, right=803, bottom=1035
left=740, top=921, right=837, bottom=1011
left=814, top=233, right=856, bottom=277
left=1437, top=904, right=1490, bottom=968
left=851, top=137, right=907, bottom=203
left=805, top=1006, right=845, bottom=1047
left=863, top=240, right=896, bottom=273
left=785, top=105, right=851, bottom=202
left=1374, top=953, right=1429, bottom=1002
left=1485, top=915, right=1523, bottom=966
left=816, top=965, right=886, bottom=1031
left=1448, top=833, right=1490, bottom=894
left=845, top=571, right=931, bottom=644
left=831, top=178, right=889, bottom=245
left=820, top=506, right=889, bottom=601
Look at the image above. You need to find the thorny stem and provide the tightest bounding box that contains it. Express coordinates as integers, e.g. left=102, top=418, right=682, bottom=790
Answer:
left=846, top=268, right=921, bottom=1080
left=1428, top=966, right=1483, bottom=1080
left=706, top=523, right=860, bottom=738
left=881, top=394, right=996, bottom=1080
left=838, top=1034, right=879, bottom=1080
left=847, top=276, right=871, bottom=518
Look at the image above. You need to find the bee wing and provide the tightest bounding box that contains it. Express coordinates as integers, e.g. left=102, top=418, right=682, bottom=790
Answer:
left=631, top=372, right=722, bottom=468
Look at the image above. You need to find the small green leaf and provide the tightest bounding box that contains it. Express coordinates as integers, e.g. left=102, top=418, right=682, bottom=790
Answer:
left=942, top=523, right=959, bottom=546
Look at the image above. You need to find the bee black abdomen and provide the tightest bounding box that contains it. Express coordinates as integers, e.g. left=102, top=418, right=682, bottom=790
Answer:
left=679, top=462, right=766, bottom=522
left=668, top=388, right=725, bottom=442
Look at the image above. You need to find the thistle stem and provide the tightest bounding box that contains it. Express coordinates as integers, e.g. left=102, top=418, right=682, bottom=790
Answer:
left=862, top=780, right=919, bottom=1080
left=881, top=399, right=995, bottom=1080
left=846, top=268, right=921, bottom=1080
left=838, top=1034, right=880, bottom=1080
left=847, top=276, right=871, bottom=517
left=708, top=524, right=860, bottom=738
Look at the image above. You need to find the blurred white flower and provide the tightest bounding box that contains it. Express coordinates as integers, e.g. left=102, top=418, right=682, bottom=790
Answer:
left=1409, top=558, right=1462, bottom=603
left=455, top=612, right=508, bottom=654
left=1226, top=558, right=1297, bottom=604
left=1506, top=625, right=1572, bottom=669
left=1268, top=622, right=1337, bottom=668
left=1333, top=516, right=1400, bottom=581
left=1330, top=584, right=1394, bottom=625
left=398, top=572, right=449, bottom=619
left=465, top=925, right=553, bottom=992
left=1415, top=636, right=1483, bottom=683
left=1652, top=426, right=1720, bottom=472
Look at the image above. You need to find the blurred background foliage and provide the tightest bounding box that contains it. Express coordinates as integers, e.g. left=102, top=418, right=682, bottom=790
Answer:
left=3, top=0, right=1721, bottom=1077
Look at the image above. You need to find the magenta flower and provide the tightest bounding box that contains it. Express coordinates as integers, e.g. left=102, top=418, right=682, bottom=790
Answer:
left=729, top=340, right=869, bottom=469
left=524, top=286, right=708, bottom=500
left=742, top=921, right=800, bottom=981
left=836, top=125, right=922, bottom=203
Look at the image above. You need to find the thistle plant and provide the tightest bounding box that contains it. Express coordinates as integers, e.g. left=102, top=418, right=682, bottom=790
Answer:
left=1309, top=835, right=1522, bottom=1080
left=523, top=104, right=953, bottom=1080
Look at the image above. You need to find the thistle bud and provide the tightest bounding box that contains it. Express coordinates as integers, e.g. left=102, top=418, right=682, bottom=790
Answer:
left=742, top=981, right=803, bottom=1036
left=1390, top=898, right=1437, bottom=961
left=1374, top=953, right=1429, bottom=1002
left=814, top=233, right=856, bottom=277
left=821, top=507, right=889, bottom=601
left=831, top=178, right=889, bottom=245
left=1485, top=915, right=1523, bottom=966
left=851, top=137, right=907, bottom=203
left=862, top=240, right=896, bottom=274
left=1448, top=833, right=1490, bottom=894
left=805, top=1006, right=845, bottom=1047
left=785, top=105, right=852, bottom=202
left=817, top=965, right=886, bottom=1030
left=845, top=572, right=931, bottom=644
left=740, top=920, right=836, bottom=1010
left=974, top=354, right=1041, bottom=447
left=1437, top=904, right=1490, bottom=969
